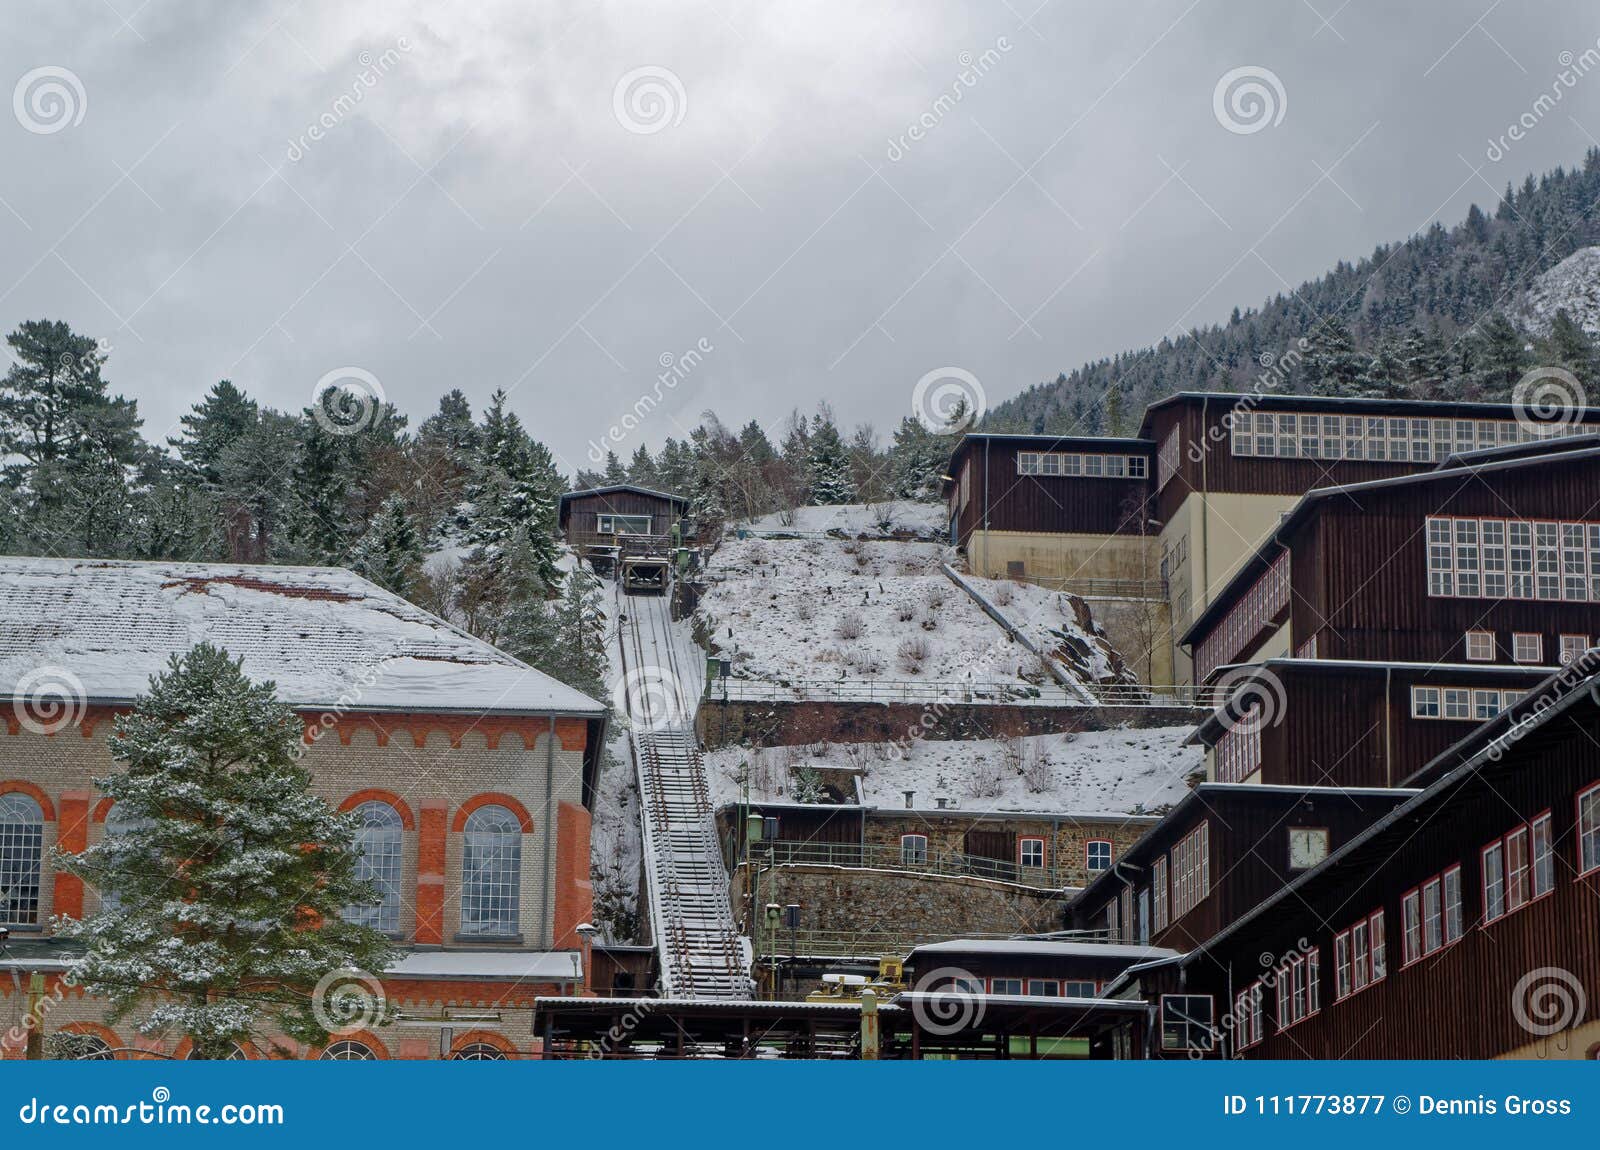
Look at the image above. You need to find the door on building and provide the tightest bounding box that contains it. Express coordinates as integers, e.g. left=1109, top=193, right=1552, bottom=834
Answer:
left=963, top=829, right=1018, bottom=882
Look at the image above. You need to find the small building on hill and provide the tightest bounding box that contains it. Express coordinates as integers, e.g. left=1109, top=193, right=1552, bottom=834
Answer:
left=0, top=558, right=607, bottom=1061
left=558, top=485, right=689, bottom=557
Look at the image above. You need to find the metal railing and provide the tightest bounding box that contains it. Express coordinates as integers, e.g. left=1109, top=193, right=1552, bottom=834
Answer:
left=1009, top=574, right=1169, bottom=600
left=570, top=532, right=694, bottom=555
left=755, top=926, right=1018, bottom=960
left=704, top=676, right=1223, bottom=709
left=748, top=839, right=1073, bottom=889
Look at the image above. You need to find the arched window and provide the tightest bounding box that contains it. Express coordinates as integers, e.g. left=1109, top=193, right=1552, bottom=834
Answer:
left=320, top=1039, right=378, bottom=1060
left=99, top=802, right=151, bottom=915
left=460, top=804, right=521, bottom=937
left=344, top=801, right=403, bottom=934
left=185, top=1044, right=247, bottom=1060
left=0, top=792, right=44, bottom=926
left=451, top=1042, right=507, bottom=1061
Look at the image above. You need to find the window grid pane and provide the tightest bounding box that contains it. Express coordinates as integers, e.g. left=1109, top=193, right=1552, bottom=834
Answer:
left=0, top=793, right=44, bottom=926
left=461, top=805, right=522, bottom=936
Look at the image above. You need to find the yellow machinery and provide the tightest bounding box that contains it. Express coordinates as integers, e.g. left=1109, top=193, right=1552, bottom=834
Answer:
left=806, top=957, right=907, bottom=1003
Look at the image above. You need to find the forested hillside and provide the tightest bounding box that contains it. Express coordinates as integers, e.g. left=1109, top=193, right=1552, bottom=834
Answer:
left=987, top=150, right=1600, bottom=435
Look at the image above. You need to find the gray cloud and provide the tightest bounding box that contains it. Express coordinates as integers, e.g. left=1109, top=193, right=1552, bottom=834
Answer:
left=3, top=0, right=1599, bottom=474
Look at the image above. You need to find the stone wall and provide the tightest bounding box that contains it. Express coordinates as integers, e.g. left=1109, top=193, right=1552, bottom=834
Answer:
left=697, top=698, right=1203, bottom=749
left=863, top=812, right=1155, bottom=890
left=734, top=863, right=1068, bottom=942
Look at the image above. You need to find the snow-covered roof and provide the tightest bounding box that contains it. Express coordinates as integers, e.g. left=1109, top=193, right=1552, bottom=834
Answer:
left=387, top=950, right=583, bottom=982
left=558, top=484, right=687, bottom=507
left=907, top=939, right=1178, bottom=961
left=0, top=557, right=605, bottom=715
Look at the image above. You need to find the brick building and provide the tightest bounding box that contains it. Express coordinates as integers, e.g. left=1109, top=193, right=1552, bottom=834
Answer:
left=0, top=559, right=607, bottom=1060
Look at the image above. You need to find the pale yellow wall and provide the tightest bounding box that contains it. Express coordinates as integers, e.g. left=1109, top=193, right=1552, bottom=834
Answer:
left=1160, top=491, right=1300, bottom=684
left=965, top=530, right=1158, bottom=584
left=1498, top=1017, right=1600, bottom=1060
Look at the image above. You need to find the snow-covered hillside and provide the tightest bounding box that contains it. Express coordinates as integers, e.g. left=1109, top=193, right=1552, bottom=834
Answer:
left=706, top=726, right=1199, bottom=817
left=1516, top=245, right=1600, bottom=336
left=694, top=535, right=1127, bottom=693
left=735, top=500, right=946, bottom=539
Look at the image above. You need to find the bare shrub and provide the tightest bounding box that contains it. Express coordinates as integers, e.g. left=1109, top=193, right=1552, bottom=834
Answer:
left=991, top=581, right=1015, bottom=607
left=925, top=586, right=948, bottom=610
left=795, top=599, right=815, bottom=623
left=897, top=604, right=916, bottom=623
left=841, top=539, right=861, bottom=556
left=836, top=612, right=866, bottom=640
left=965, top=756, right=1005, bottom=798
left=897, top=636, right=931, bottom=673
left=746, top=542, right=769, bottom=565
left=1021, top=743, right=1052, bottom=793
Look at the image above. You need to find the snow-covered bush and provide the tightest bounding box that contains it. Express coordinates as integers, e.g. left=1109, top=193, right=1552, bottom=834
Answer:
left=836, top=611, right=866, bottom=640
left=897, top=636, right=931, bottom=673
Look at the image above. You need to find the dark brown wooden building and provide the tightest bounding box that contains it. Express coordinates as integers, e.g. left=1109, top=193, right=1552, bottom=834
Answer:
left=558, top=484, right=689, bottom=559
left=1068, top=783, right=1416, bottom=953
left=1099, top=650, right=1600, bottom=1059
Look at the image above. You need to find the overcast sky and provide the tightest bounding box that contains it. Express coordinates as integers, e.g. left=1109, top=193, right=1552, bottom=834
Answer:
left=4, top=0, right=1600, bottom=475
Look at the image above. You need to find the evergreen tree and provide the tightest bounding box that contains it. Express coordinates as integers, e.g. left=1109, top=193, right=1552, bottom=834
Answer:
left=888, top=416, right=947, bottom=501
left=602, top=451, right=628, bottom=485
left=1300, top=317, right=1366, bottom=396
left=504, top=565, right=608, bottom=702
left=805, top=413, right=856, bottom=505
left=1471, top=312, right=1529, bottom=399
left=172, top=381, right=259, bottom=485
left=1363, top=337, right=1408, bottom=399
left=460, top=391, right=561, bottom=587
left=626, top=445, right=659, bottom=488
left=1398, top=325, right=1449, bottom=396
left=58, top=644, right=396, bottom=1059
left=350, top=494, right=425, bottom=598
left=1545, top=309, right=1596, bottom=381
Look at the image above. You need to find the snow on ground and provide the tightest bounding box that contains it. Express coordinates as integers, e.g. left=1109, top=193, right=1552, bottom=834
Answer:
left=695, top=534, right=1121, bottom=691
left=735, top=500, right=946, bottom=539
left=706, top=725, right=1200, bottom=817
left=587, top=580, right=645, bottom=943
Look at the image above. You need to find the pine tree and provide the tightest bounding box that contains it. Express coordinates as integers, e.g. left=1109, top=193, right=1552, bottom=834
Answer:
left=1398, top=325, right=1448, bottom=397
left=1545, top=309, right=1596, bottom=381
left=1362, top=337, right=1408, bottom=399
left=460, top=391, right=561, bottom=587
left=626, top=445, right=659, bottom=488
left=350, top=494, right=425, bottom=598
left=602, top=451, right=628, bottom=485
left=1471, top=312, right=1529, bottom=399
left=888, top=416, right=947, bottom=501
left=805, top=413, right=856, bottom=505
left=1300, top=317, right=1365, bottom=396
left=58, top=644, right=396, bottom=1059
left=172, top=381, right=259, bottom=485
left=504, top=565, right=608, bottom=702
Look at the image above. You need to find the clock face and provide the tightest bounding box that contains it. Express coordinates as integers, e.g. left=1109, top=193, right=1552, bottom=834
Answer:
left=1289, top=828, right=1329, bottom=870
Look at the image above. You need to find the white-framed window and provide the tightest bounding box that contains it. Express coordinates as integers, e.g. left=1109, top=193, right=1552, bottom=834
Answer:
left=1443, top=864, right=1463, bottom=944
left=1106, top=894, right=1120, bottom=942
left=900, top=834, right=928, bottom=866
left=1422, top=876, right=1442, bottom=953
left=1018, top=837, right=1045, bottom=868
left=1192, top=552, right=1290, bottom=682
left=1428, top=514, right=1600, bottom=602
left=990, top=977, right=1024, bottom=996
left=1235, top=413, right=1586, bottom=464
left=1160, top=995, right=1215, bottom=1051
left=1401, top=865, right=1461, bottom=965
left=1401, top=889, right=1421, bottom=965
left=344, top=800, right=404, bottom=934
left=1152, top=855, right=1169, bottom=932
left=1580, top=783, right=1600, bottom=876
left=1532, top=811, right=1555, bottom=898
left=1464, top=631, right=1495, bottom=661
left=460, top=804, right=523, bottom=938
left=1026, top=979, right=1059, bottom=997
left=1513, top=632, right=1544, bottom=664
left=1560, top=635, right=1590, bottom=665
left=1412, top=685, right=1513, bottom=720
left=1086, top=839, right=1112, bottom=873
left=1235, top=984, right=1265, bottom=1051
left=0, top=793, right=44, bottom=927
left=1065, top=980, right=1098, bottom=998
left=1215, top=705, right=1262, bottom=783
left=1171, top=822, right=1211, bottom=918
left=1277, top=950, right=1319, bottom=1031
left=598, top=513, right=652, bottom=535
left=321, top=1040, right=379, bottom=1060
left=1015, top=451, right=1149, bottom=480
left=1482, top=840, right=1506, bottom=924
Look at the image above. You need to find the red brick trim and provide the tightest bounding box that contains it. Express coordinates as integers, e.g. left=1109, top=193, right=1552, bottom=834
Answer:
left=302, top=712, right=583, bottom=752
left=552, top=801, right=594, bottom=950
left=91, top=796, right=116, bottom=824
left=415, top=800, right=448, bottom=947
left=448, top=1029, right=519, bottom=1058
left=53, top=791, right=91, bottom=920
left=337, top=789, right=416, bottom=829
left=451, top=793, right=534, bottom=833
left=0, top=780, right=54, bottom=821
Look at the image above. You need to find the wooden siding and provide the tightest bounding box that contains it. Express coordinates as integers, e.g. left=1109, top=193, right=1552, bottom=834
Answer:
left=948, top=438, right=1154, bottom=544
left=562, top=489, right=684, bottom=543
left=1149, top=697, right=1600, bottom=1059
